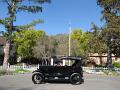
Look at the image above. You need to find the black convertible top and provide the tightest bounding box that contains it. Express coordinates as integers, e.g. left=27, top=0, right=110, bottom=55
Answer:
left=60, top=57, right=81, bottom=61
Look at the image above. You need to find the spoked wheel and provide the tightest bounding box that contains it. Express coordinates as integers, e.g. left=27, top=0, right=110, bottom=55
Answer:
left=70, top=73, right=82, bottom=85
left=32, top=72, right=44, bottom=84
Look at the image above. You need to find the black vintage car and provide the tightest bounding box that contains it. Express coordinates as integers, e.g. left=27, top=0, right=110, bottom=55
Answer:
left=32, top=57, right=84, bottom=85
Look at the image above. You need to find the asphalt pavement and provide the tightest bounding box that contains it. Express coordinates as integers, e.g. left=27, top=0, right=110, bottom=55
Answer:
left=0, top=73, right=120, bottom=90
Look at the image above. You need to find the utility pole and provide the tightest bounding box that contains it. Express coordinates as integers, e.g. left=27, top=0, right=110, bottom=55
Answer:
left=68, top=22, right=71, bottom=66
left=69, top=22, right=71, bottom=56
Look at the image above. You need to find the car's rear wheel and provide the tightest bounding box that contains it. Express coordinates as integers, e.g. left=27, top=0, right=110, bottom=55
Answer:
left=32, top=72, right=44, bottom=84
left=70, top=73, right=82, bottom=85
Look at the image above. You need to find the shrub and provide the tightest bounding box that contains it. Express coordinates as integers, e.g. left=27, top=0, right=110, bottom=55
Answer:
left=113, top=62, right=120, bottom=68
left=15, top=68, right=30, bottom=73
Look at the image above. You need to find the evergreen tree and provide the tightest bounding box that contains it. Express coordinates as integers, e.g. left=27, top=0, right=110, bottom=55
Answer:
left=97, top=0, right=120, bottom=68
left=0, top=0, right=51, bottom=69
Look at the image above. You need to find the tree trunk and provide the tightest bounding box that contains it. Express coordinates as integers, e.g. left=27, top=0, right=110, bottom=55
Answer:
left=107, top=48, right=112, bottom=68
left=99, top=54, right=103, bottom=66
left=3, top=42, right=10, bottom=69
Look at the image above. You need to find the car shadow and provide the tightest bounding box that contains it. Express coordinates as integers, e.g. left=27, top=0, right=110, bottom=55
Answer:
left=44, top=80, right=71, bottom=84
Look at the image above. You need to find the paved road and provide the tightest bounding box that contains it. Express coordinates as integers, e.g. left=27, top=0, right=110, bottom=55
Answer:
left=0, top=73, right=120, bottom=90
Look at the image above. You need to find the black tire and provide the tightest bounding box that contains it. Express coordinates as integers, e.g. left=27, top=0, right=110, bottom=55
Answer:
left=32, top=72, right=44, bottom=84
left=70, top=73, right=82, bottom=85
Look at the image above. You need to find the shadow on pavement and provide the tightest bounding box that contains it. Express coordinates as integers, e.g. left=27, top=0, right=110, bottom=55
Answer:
left=44, top=80, right=71, bottom=84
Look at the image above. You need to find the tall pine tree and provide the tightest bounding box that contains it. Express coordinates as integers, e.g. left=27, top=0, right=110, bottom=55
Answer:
left=97, top=0, right=120, bottom=68
left=0, top=0, right=51, bottom=69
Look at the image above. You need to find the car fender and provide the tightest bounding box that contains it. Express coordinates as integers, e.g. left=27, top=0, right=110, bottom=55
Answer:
left=32, top=70, right=39, bottom=73
left=32, top=70, right=43, bottom=74
left=32, top=71, right=44, bottom=78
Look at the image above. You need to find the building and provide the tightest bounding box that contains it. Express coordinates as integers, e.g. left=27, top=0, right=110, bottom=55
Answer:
left=89, top=53, right=120, bottom=66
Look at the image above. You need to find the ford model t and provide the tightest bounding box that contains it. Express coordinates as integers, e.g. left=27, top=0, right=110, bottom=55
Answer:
left=32, top=57, right=84, bottom=85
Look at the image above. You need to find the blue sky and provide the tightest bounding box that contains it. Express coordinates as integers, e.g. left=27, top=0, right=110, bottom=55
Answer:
left=0, top=0, right=104, bottom=35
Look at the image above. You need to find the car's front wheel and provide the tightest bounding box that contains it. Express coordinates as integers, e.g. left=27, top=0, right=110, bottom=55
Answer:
left=70, top=73, right=82, bottom=85
left=32, top=72, right=44, bottom=84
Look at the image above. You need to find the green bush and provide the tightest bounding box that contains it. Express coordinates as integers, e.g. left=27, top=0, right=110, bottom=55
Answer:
left=113, top=62, right=120, bottom=68
left=15, top=68, right=30, bottom=73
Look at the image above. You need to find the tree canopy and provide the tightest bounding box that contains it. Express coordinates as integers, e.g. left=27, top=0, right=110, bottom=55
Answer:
left=14, top=29, right=46, bottom=58
left=71, top=29, right=90, bottom=57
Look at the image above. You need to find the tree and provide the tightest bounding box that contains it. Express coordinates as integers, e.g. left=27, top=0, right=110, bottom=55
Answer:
left=88, top=23, right=107, bottom=65
left=88, top=23, right=107, bottom=54
left=33, top=34, right=70, bottom=61
left=33, top=35, right=58, bottom=65
left=14, top=29, right=45, bottom=60
left=0, top=0, right=51, bottom=69
left=97, top=0, right=120, bottom=68
left=71, top=29, right=90, bottom=57
left=54, top=34, right=69, bottom=56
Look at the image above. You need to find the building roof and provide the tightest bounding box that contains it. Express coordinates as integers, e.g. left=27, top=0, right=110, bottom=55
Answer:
left=0, top=36, right=6, bottom=46
left=60, top=56, right=81, bottom=61
left=89, top=53, right=116, bottom=57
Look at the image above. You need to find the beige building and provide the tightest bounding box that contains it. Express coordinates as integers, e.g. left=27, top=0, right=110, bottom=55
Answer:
left=89, top=53, right=120, bottom=65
